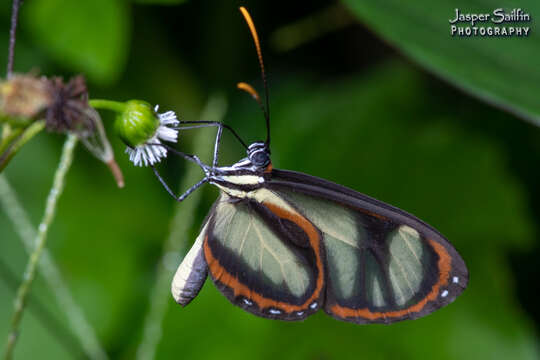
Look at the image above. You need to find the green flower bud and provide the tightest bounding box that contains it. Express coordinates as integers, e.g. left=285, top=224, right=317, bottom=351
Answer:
left=90, top=98, right=179, bottom=167
left=114, top=100, right=159, bottom=148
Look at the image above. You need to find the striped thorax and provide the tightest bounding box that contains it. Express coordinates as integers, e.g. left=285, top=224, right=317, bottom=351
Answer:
left=209, top=141, right=270, bottom=198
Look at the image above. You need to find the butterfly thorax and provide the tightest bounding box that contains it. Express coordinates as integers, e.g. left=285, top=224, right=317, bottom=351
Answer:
left=209, top=141, right=271, bottom=198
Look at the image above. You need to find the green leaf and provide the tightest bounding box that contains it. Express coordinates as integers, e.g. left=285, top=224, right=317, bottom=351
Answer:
left=342, top=0, right=540, bottom=127
left=23, top=0, right=129, bottom=85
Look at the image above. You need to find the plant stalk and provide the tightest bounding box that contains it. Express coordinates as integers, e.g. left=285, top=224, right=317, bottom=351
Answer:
left=3, top=135, right=78, bottom=360
left=0, top=174, right=109, bottom=360
left=0, top=120, right=45, bottom=173
left=0, top=126, right=23, bottom=154
left=7, top=0, right=21, bottom=78
left=89, top=99, right=127, bottom=113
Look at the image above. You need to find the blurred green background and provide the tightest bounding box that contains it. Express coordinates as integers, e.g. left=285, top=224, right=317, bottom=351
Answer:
left=1, top=0, right=540, bottom=359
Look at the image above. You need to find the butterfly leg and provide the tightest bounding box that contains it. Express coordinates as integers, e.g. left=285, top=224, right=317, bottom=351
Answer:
left=173, top=121, right=229, bottom=169
left=175, top=121, right=247, bottom=149
left=151, top=165, right=209, bottom=202
left=148, top=143, right=210, bottom=174
left=212, top=124, right=223, bottom=169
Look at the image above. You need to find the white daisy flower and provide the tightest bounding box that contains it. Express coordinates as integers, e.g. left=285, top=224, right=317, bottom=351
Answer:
left=117, top=102, right=180, bottom=167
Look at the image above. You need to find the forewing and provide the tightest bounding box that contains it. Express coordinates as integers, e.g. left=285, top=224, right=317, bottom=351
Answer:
left=203, top=193, right=325, bottom=320
left=268, top=169, right=468, bottom=324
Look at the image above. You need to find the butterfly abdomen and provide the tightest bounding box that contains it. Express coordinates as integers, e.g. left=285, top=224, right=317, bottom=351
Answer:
left=171, top=223, right=209, bottom=306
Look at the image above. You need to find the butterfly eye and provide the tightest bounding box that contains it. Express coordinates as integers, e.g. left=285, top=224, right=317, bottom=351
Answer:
left=249, top=149, right=270, bottom=167
left=247, top=141, right=270, bottom=167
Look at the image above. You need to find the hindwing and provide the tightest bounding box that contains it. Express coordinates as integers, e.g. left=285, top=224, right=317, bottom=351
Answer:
left=203, top=192, right=325, bottom=320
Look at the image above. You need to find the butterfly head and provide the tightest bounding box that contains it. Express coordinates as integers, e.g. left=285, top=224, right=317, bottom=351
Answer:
left=247, top=141, right=270, bottom=168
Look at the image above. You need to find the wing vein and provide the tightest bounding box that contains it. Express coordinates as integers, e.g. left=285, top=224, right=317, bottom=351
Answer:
left=401, top=236, right=421, bottom=283
left=221, top=203, right=236, bottom=246
left=402, top=233, right=422, bottom=266
left=392, top=256, right=415, bottom=300
left=252, top=220, right=288, bottom=282
left=320, top=226, right=359, bottom=249
left=238, top=217, right=252, bottom=256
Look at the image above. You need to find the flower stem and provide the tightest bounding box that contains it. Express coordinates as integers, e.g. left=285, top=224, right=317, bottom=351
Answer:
left=0, top=174, right=109, bottom=360
left=136, top=95, right=228, bottom=360
left=0, top=126, right=23, bottom=154
left=7, top=0, right=21, bottom=78
left=0, top=120, right=45, bottom=173
left=3, top=134, right=78, bottom=360
left=89, top=99, right=126, bottom=113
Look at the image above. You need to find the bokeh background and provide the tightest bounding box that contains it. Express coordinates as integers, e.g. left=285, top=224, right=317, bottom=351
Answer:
left=1, top=0, right=539, bottom=359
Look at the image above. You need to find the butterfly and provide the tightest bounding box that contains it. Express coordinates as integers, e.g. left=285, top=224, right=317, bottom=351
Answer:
left=151, top=7, right=468, bottom=324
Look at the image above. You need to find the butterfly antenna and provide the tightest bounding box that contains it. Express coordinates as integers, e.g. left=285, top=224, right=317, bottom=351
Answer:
left=237, top=81, right=266, bottom=114
left=239, top=6, right=271, bottom=145
left=7, top=0, right=22, bottom=78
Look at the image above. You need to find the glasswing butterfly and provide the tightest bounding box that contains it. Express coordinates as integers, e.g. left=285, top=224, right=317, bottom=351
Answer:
left=152, top=7, right=468, bottom=324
